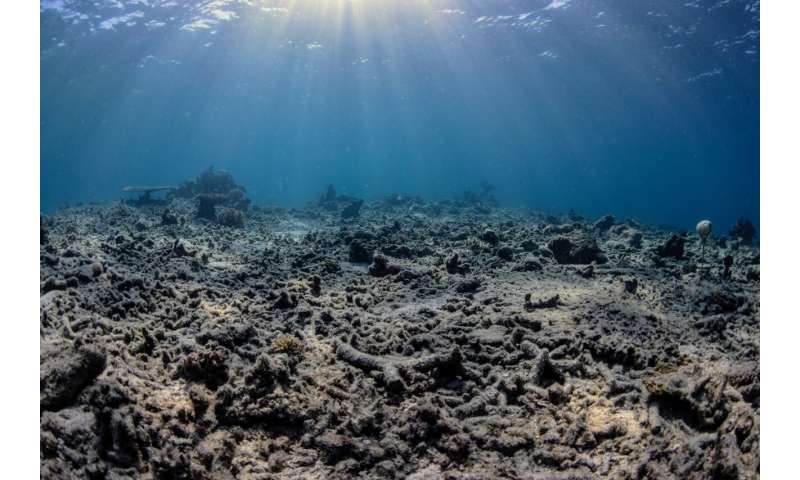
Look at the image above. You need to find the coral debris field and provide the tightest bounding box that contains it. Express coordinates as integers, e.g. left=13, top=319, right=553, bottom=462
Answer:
left=40, top=172, right=759, bottom=479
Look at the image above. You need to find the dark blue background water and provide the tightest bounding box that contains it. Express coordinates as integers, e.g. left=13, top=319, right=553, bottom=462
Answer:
left=41, top=0, right=759, bottom=233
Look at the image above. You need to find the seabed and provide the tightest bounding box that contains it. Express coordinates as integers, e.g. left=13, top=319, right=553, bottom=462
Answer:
left=40, top=170, right=759, bottom=479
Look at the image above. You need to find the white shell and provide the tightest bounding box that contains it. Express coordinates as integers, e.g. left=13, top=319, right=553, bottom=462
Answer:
left=696, top=220, right=712, bottom=239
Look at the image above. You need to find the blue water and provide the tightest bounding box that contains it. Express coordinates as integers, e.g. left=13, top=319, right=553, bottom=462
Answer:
left=41, top=0, right=759, bottom=232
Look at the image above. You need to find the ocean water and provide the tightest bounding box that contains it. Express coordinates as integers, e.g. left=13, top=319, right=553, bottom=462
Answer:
left=40, top=0, right=759, bottom=232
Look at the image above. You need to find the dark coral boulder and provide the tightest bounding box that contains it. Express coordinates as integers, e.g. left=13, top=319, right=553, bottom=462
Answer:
left=729, top=218, right=756, bottom=246
left=341, top=199, right=364, bottom=219
left=41, top=344, right=107, bottom=411
left=348, top=238, right=373, bottom=263
left=547, top=236, right=607, bottom=264
left=175, top=167, right=252, bottom=215
left=593, top=214, right=616, bottom=232
left=655, top=234, right=686, bottom=259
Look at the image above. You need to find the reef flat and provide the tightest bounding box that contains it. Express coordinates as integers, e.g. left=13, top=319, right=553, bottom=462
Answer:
left=40, top=173, right=759, bottom=479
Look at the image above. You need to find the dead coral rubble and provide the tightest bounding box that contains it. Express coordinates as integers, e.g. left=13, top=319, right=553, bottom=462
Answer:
left=40, top=185, right=760, bottom=479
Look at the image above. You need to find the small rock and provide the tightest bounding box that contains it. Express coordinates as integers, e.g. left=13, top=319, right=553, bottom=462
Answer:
left=273, top=291, right=298, bottom=310
left=520, top=239, right=539, bottom=253
left=525, top=293, right=560, bottom=310
left=172, top=239, right=195, bottom=257
left=369, top=254, right=400, bottom=277
left=134, top=219, right=148, bottom=231
left=348, top=240, right=372, bottom=263
left=729, top=218, right=756, bottom=246
left=655, top=235, right=685, bottom=259
left=341, top=200, right=364, bottom=219
left=175, top=346, right=229, bottom=389
left=547, top=236, right=607, bottom=264
left=495, top=246, right=514, bottom=261
left=622, top=276, right=638, bottom=294
left=593, top=214, right=615, bottom=232
left=480, top=229, right=499, bottom=246
left=161, top=209, right=179, bottom=225
left=513, top=256, right=543, bottom=272
left=41, top=345, right=107, bottom=411
left=455, top=278, right=481, bottom=293
left=445, top=253, right=468, bottom=274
